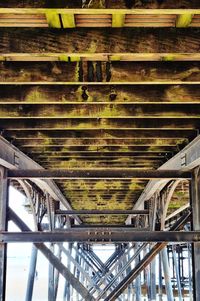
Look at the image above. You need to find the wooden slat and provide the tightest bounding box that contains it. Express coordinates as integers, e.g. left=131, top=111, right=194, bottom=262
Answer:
left=1, top=53, right=200, bottom=62
left=0, top=9, right=199, bottom=28
left=0, top=9, right=199, bottom=15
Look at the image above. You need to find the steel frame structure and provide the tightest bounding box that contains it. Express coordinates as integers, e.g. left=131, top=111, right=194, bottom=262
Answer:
left=0, top=136, right=200, bottom=300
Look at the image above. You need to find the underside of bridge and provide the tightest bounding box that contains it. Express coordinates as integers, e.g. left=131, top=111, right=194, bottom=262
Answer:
left=0, top=1, right=200, bottom=300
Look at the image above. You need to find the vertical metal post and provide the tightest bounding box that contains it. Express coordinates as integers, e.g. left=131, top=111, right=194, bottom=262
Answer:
left=158, top=252, right=163, bottom=301
left=172, top=245, right=183, bottom=301
left=134, top=244, right=141, bottom=301
left=191, top=166, right=200, bottom=301
left=150, top=258, right=156, bottom=301
left=187, top=243, right=193, bottom=301
left=25, top=245, right=38, bottom=301
left=161, top=247, right=174, bottom=301
left=0, top=166, right=9, bottom=301
left=48, top=243, right=55, bottom=301
left=63, top=243, right=72, bottom=301
left=54, top=245, right=62, bottom=300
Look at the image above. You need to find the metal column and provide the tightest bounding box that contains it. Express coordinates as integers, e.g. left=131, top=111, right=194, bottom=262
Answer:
left=191, top=167, right=200, bottom=301
left=0, top=166, right=9, bottom=301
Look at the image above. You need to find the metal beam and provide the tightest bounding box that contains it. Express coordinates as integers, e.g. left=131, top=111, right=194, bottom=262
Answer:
left=131, top=135, right=200, bottom=214
left=2, top=231, right=199, bottom=243
left=56, top=210, right=149, bottom=215
left=2, top=219, right=199, bottom=244
left=7, top=169, right=191, bottom=180
left=191, top=167, right=200, bottom=301
left=8, top=208, right=94, bottom=301
left=0, top=136, right=81, bottom=224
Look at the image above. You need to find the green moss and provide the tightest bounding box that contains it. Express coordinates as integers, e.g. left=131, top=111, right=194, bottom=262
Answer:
left=88, top=41, right=97, bottom=53
left=46, top=12, right=61, bottom=28
left=162, top=55, right=175, bottom=62
left=59, top=54, right=69, bottom=62
left=25, top=87, right=44, bottom=102
left=176, top=14, right=193, bottom=28
left=74, top=62, right=80, bottom=82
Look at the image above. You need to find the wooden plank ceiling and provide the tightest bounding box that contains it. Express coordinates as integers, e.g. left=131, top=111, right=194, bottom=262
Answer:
left=0, top=0, right=199, bottom=224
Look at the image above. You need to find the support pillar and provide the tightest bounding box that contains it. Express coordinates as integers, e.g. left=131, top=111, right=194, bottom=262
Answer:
left=191, top=167, right=200, bottom=301
left=161, top=248, right=174, bottom=301
left=0, top=166, right=9, bottom=301
left=150, top=259, right=156, bottom=301
left=25, top=245, right=38, bottom=301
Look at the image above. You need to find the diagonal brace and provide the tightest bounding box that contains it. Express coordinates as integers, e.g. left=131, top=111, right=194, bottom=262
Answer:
left=8, top=207, right=95, bottom=301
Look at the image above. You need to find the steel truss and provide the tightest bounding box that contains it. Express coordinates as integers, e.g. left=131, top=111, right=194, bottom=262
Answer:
left=1, top=136, right=200, bottom=300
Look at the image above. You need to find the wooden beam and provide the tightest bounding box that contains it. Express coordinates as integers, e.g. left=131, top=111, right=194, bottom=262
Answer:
left=24, top=147, right=178, bottom=153
left=0, top=0, right=82, bottom=8
left=0, top=61, right=199, bottom=84
left=0, top=117, right=199, bottom=129
left=0, top=28, right=199, bottom=54
left=13, top=138, right=185, bottom=147
left=0, top=85, right=199, bottom=104
left=0, top=8, right=199, bottom=15
left=1, top=103, right=200, bottom=118
left=0, top=1, right=199, bottom=9
left=3, top=129, right=197, bottom=139
left=0, top=9, right=199, bottom=28
left=1, top=53, right=200, bottom=62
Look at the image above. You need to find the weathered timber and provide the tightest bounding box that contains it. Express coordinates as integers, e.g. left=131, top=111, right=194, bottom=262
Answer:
left=13, top=138, right=186, bottom=147
left=38, top=162, right=161, bottom=169
left=1, top=53, right=200, bottom=62
left=4, top=129, right=196, bottom=139
left=0, top=117, right=200, bottom=130
left=22, top=147, right=179, bottom=153
left=0, top=61, right=199, bottom=83
left=55, top=179, right=146, bottom=191
left=0, top=85, right=199, bottom=104
left=0, top=0, right=199, bottom=9
left=2, top=103, right=200, bottom=118
left=0, top=28, right=199, bottom=53
left=0, top=0, right=82, bottom=8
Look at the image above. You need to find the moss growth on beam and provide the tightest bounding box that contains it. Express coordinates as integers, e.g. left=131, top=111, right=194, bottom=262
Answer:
left=46, top=11, right=61, bottom=28
left=176, top=14, right=193, bottom=28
